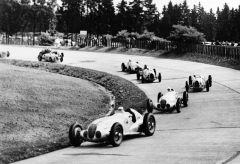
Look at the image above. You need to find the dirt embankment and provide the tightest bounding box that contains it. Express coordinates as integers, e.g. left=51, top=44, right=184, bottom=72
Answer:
left=0, top=60, right=147, bottom=164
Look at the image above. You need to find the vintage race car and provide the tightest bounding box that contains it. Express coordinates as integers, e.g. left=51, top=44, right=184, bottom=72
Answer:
left=69, top=107, right=156, bottom=147
left=121, top=60, right=143, bottom=73
left=0, top=51, right=10, bottom=58
left=137, top=65, right=161, bottom=83
left=147, top=88, right=188, bottom=113
left=38, top=48, right=64, bottom=62
left=185, top=74, right=212, bottom=92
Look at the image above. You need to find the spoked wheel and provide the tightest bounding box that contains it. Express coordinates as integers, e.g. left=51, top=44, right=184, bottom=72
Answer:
left=183, top=91, right=188, bottom=107
left=69, top=122, right=83, bottom=147
left=143, top=113, right=156, bottom=136
left=176, top=98, right=182, bottom=113
left=121, top=63, right=125, bottom=72
left=147, top=99, right=154, bottom=113
left=158, top=73, right=161, bottom=82
left=110, top=123, right=123, bottom=147
left=185, top=81, right=189, bottom=92
left=189, top=76, right=192, bottom=85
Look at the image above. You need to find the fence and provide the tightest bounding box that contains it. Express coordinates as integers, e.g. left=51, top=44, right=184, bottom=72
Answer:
left=177, top=43, right=240, bottom=60
left=1, top=37, right=240, bottom=60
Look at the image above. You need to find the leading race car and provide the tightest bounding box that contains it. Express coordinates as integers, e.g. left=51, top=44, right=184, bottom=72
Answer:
left=69, top=106, right=156, bottom=147
left=147, top=87, right=188, bottom=113
left=121, top=60, right=143, bottom=74
left=185, top=74, right=212, bottom=92
left=0, top=51, right=10, bottom=58
left=38, top=48, right=64, bottom=62
left=136, top=65, right=161, bottom=83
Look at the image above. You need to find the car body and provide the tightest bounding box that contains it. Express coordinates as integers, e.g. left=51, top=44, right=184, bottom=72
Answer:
left=185, top=74, right=212, bottom=92
left=69, top=108, right=156, bottom=147
left=0, top=51, right=10, bottom=58
left=38, top=48, right=64, bottom=62
left=137, top=65, right=161, bottom=83
left=147, top=89, right=188, bottom=113
left=121, top=60, right=142, bottom=73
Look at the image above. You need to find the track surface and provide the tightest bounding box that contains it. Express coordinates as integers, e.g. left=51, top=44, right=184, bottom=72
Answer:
left=1, top=45, right=240, bottom=164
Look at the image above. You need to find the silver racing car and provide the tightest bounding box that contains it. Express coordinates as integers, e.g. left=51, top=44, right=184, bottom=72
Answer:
left=185, top=74, right=212, bottom=92
left=38, top=48, right=64, bottom=62
left=147, top=87, right=188, bottom=113
left=0, top=51, right=10, bottom=58
left=69, top=106, right=156, bottom=147
left=136, top=65, right=161, bottom=83
left=121, top=60, right=143, bottom=73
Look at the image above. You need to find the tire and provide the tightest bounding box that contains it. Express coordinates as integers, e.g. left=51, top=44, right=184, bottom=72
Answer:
left=208, top=75, right=212, bottom=87
left=61, top=52, right=64, bottom=57
left=7, top=51, right=10, bottom=57
left=176, top=98, right=181, bottom=113
left=189, top=76, right=192, bottom=85
left=185, top=81, right=189, bottom=92
left=206, top=80, right=210, bottom=92
left=143, top=113, right=156, bottom=136
left=183, top=91, right=188, bottom=107
left=128, top=66, right=132, bottom=74
left=60, top=57, right=63, bottom=62
left=38, top=54, right=42, bottom=61
left=153, top=69, right=156, bottom=76
left=69, top=122, right=83, bottom=147
left=147, top=99, right=154, bottom=113
left=157, top=92, right=162, bottom=102
left=121, top=63, right=125, bottom=72
left=110, top=123, right=123, bottom=147
left=142, top=75, right=145, bottom=83
left=158, top=73, right=161, bottom=82
left=137, top=73, right=140, bottom=80
left=49, top=57, right=53, bottom=62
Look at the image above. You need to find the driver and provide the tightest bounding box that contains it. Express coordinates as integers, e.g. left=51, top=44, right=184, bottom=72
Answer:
left=167, top=87, right=174, bottom=92
left=106, top=106, right=136, bottom=123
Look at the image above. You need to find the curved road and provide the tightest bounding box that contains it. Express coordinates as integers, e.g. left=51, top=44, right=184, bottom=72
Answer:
left=1, top=45, right=240, bottom=164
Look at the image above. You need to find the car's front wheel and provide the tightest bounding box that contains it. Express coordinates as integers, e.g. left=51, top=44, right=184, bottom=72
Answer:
left=176, top=98, right=181, bottom=113
left=110, top=123, right=123, bottom=147
left=158, top=73, right=161, bottom=82
left=143, top=113, right=156, bottom=136
left=69, top=122, right=83, bottom=147
left=185, top=81, right=189, bottom=92
left=183, top=91, right=188, bottom=107
left=38, top=54, right=42, bottom=61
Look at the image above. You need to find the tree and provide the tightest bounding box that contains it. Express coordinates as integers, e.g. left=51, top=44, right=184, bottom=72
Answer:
left=168, top=24, right=206, bottom=43
left=128, top=0, right=144, bottom=33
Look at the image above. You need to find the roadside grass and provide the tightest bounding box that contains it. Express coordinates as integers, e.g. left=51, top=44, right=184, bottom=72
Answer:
left=68, top=46, right=240, bottom=71
left=0, top=60, right=147, bottom=164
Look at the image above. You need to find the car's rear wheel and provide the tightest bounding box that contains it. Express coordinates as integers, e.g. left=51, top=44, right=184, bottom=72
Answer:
left=189, top=76, right=192, bottom=85
left=143, top=113, right=156, bottom=136
left=176, top=98, right=181, bottom=113
left=121, top=63, right=125, bottom=72
left=147, top=99, right=154, bottom=113
left=206, top=80, right=210, bottom=92
left=7, top=51, right=10, bottom=57
left=185, top=81, right=189, bottom=92
left=137, top=73, right=140, bottom=80
left=69, top=122, right=83, bottom=147
left=110, top=123, right=123, bottom=147
left=60, top=56, right=63, bottom=62
left=158, top=73, right=161, bottom=82
left=157, top=92, right=162, bottom=102
left=183, top=91, right=188, bottom=107
left=38, top=54, right=42, bottom=61
left=208, top=75, right=212, bottom=87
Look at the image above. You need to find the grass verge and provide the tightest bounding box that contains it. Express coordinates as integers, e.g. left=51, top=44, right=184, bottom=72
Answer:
left=0, top=59, right=147, bottom=164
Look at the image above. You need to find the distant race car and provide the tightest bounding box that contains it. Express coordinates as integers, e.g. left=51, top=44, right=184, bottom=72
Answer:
left=69, top=107, right=156, bottom=147
left=136, top=65, right=161, bottom=83
left=185, top=74, right=212, bottom=92
left=0, top=51, right=10, bottom=58
left=121, top=60, right=142, bottom=73
left=147, top=87, right=188, bottom=113
left=38, top=48, right=64, bottom=62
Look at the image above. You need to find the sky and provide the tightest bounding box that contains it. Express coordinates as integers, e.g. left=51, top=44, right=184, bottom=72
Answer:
left=113, top=0, right=240, bottom=13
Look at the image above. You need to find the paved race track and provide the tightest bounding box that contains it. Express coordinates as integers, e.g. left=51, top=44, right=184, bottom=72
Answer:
left=1, top=45, right=240, bottom=164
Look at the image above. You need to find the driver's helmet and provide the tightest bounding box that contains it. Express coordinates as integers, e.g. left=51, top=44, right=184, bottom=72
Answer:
left=167, top=87, right=171, bottom=92
left=116, top=107, right=125, bottom=113
left=129, top=59, right=132, bottom=62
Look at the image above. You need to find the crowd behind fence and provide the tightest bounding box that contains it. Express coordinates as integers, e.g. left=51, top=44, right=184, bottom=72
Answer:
left=1, top=37, right=240, bottom=60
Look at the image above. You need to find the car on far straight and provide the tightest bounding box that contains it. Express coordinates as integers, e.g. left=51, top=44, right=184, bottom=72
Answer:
left=147, top=87, right=188, bottom=113
left=136, top=65, right=161, bottom=83
left=121, top=60, right=143, bottom=73
left=38, top=48, right=64, bottom=62
left=0, top=51, right=10, bottom=58
left=185, top=74, right=212, bottom=92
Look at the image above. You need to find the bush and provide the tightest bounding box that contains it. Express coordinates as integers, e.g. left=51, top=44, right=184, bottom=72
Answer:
left=38, top=32, right=55, bottom=46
